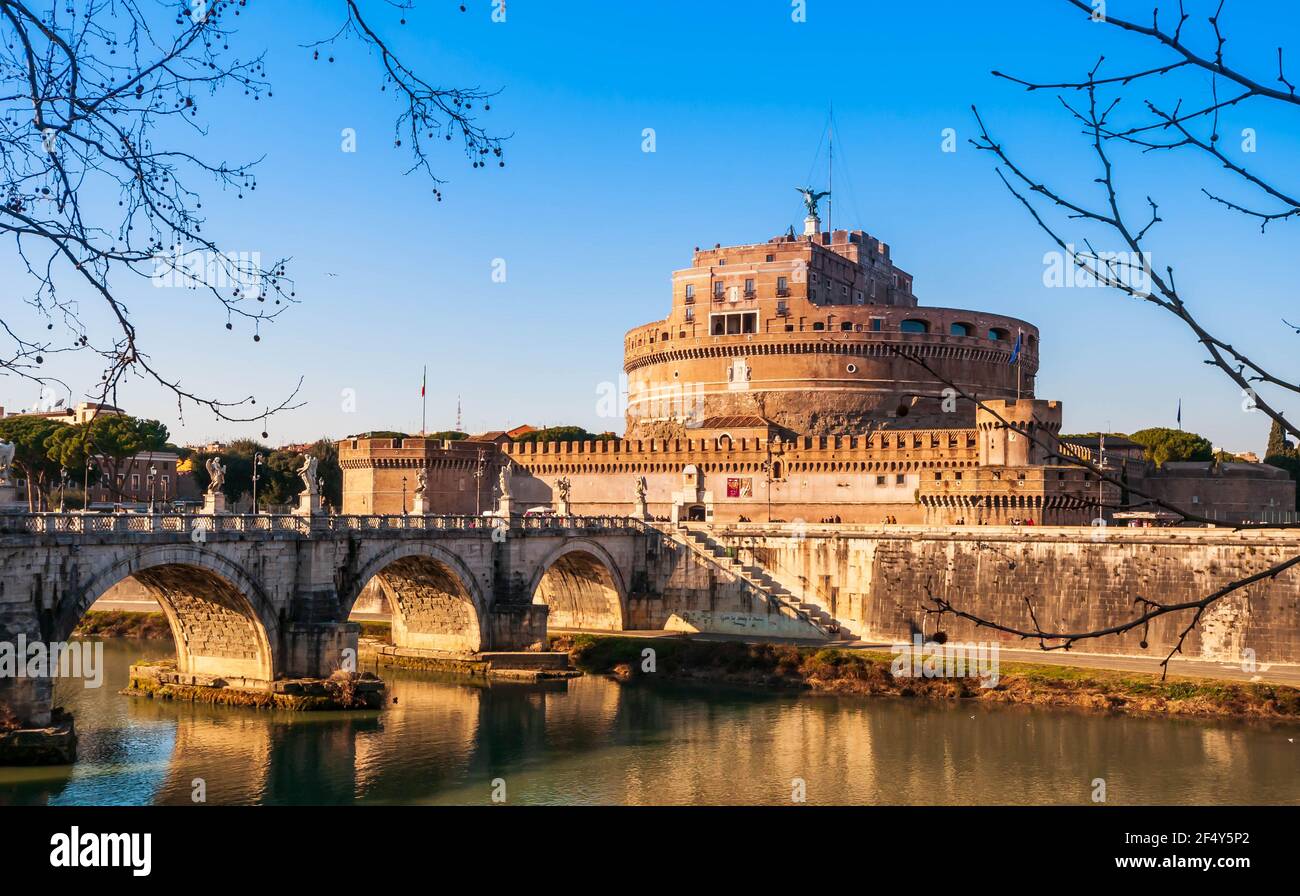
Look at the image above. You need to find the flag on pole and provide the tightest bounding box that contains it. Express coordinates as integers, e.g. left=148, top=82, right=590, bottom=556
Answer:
left=421, top=368, right=426, bottom=398
left=1008, top=330, right=1023, bottom=365
left=1177, top=398, right=1182, bottom=429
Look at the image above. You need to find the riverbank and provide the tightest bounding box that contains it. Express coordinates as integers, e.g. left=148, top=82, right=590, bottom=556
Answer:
left=74, top=610, right=172, bottom=640
left=553, top=634, right=1300, bottom=721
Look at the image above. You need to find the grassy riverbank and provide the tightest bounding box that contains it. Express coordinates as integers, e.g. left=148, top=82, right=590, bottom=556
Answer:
left=74, top=610, right=172, bottom=640
left=553, top=634, right=1300, bottom=722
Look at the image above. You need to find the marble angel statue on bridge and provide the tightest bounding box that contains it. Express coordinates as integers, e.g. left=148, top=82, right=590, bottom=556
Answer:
left=205, top=457, right=226, bottom=495
left=0, top=440, right=14, bottom=483
left=299, top=455, right=319, bottom=497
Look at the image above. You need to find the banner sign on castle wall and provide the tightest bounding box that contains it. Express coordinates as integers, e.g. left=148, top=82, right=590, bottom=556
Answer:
left=727, top=478, right=753, bottom=498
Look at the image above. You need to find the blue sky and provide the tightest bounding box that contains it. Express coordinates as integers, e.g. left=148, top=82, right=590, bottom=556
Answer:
left=4, top=0, right=1297, bottom=453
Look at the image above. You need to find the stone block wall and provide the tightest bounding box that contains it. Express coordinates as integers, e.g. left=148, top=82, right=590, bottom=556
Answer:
left=714, top=525, right=1300, bottom=664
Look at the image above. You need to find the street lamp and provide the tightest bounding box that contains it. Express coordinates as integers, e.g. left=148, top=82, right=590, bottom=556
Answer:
left=252, top=452, right=264, bottom=513
left=59, top=467, right=68, bottom=513
left=148, top=464, right=158, bottom=514
left=82, top=456, right=95, bottom=513
left=473, top=447, right=487, bottom=515
left=401, top=475, right=408, bottom=516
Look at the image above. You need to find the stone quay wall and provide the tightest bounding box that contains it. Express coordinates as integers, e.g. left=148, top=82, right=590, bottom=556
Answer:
left=711, top=524, right=1300, bottom=664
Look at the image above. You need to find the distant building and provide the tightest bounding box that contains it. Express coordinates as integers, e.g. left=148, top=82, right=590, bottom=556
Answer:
left=1, top=400, right=123, bottom=424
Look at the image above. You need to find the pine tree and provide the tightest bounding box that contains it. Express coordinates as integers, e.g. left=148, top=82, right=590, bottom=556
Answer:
left=1265, top=419, right=1293, bottom=459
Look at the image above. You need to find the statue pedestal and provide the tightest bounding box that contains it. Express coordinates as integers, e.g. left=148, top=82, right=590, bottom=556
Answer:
left=0, top=483, right=22, bottom=512
left=294, top=492, right=322, bottom=517
left=634, top=496, right=649, bottom=521
left=497, top=496, right=521, bottom=519
left=556, top=499, right=570, bottom=516
left=202, top=492, right=227, bottom=515
left=412, top=496, right=427, bottom=515
left=803, top=214, right=820, bottom=237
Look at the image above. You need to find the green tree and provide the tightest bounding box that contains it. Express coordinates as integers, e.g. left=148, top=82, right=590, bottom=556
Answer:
left=193, top=440, right=268, bottom=505
left=349, top=431, right=408, bottom=441
left=513, top=426, right=614, bottom=444
left=1264, top=420, right=1299, bottom=511
left=1127, top=427, right=1214, bottom=468
left=47, top=415, right=169, bottom=501
left=424, top=430, right=467, bottom=442
left=0, top=416, right=68, bottom=510
left=1267, top=419, right=1295, bottom=459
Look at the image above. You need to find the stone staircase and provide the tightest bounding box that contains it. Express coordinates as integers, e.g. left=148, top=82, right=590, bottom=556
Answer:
left=672, top=524, right=847, bottom=640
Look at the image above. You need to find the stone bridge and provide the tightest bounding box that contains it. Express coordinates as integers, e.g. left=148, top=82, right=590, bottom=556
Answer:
left=0, top=514, right=658, bottom=730
left=1, top=512, right=825, bottom=741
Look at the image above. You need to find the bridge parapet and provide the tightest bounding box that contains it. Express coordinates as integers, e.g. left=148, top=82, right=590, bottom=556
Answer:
left=0, top=512, right=655, bottom=541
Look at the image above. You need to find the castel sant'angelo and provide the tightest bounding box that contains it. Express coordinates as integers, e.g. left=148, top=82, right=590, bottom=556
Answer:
left=342, top=201, right=1293, bottom=525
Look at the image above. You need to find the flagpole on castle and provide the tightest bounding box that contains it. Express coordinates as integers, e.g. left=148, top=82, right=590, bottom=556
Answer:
left=421, top=366, right=427, bottom=436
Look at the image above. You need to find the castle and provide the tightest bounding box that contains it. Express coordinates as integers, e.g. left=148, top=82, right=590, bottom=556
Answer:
left=342, top=210, right=1294, bottom=525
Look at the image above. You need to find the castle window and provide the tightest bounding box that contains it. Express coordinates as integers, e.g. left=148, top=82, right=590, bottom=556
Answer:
left=685, top=284, right=695, bottom=300
left=950, top=322, right=973, bottom=337
left=934, top=472, right=942, bottom=481
left=876, top=475, right=886, bottom=486
left=685, top=308, right=694, bottom=322
left=841, top=321, right=853, bottom=331
left=900, top=319, right=930, bottom=334
left=895, top=474, right=906, bottom=485
left=765, top=254, right=774, bottom=262
left=744, top=278, right=755, bottom=297
left=988, top=327, right=1009, bottom=341
left=776, top=299, right=788, bottom=316
left=812, top=322, right=825, bottom=331
left=714, top=280, right=725, bottom=299
left=871, top=318, right=883, bottom=332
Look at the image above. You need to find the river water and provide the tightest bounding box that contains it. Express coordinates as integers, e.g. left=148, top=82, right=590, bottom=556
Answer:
left=1, top=639, right=1297, bottom=805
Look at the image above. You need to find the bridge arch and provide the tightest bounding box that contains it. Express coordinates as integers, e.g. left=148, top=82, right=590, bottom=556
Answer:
left=344, top=542, right=487, bottom=653
left=529, top=539, right=627, bottom=632
left=68, top=544, right=279, bottom=683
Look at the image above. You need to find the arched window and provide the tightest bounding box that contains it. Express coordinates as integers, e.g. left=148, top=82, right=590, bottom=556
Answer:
left=900, top=319, right=930, bottom=334
left=950, top=322, right=973, bottom=337
left=988, top=327, right=1009, bottom=341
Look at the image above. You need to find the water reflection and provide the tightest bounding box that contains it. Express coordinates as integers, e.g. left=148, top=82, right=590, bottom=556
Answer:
left=1, top=640, right=1296, bottom=806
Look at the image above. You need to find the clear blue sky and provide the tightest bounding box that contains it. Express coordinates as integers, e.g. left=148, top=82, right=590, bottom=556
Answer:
left=4, top=0, right=1297, bottom=454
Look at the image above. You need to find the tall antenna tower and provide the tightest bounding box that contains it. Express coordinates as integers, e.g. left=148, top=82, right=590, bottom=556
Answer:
left=456, top=395, right=462, bottom=433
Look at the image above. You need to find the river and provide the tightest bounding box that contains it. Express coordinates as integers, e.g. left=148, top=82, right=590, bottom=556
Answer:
left=1, top=639, right=1297, bottom=805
